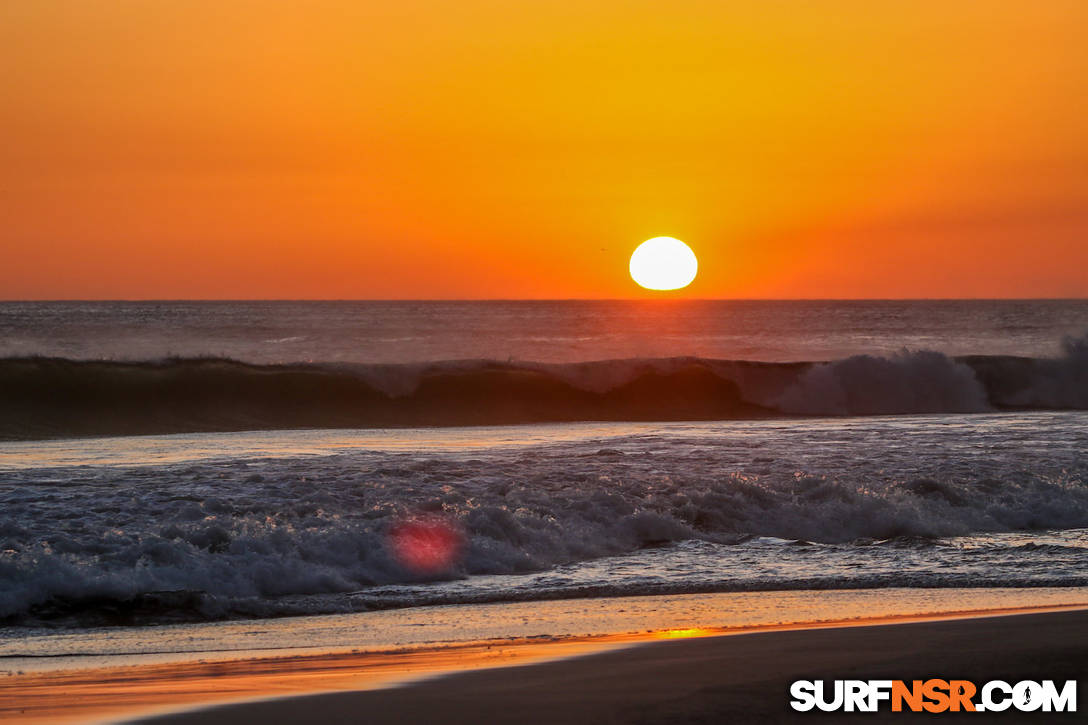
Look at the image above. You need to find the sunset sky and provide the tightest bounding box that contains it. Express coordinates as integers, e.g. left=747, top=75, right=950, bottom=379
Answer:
left=2, top=1, right=1086, bottom=299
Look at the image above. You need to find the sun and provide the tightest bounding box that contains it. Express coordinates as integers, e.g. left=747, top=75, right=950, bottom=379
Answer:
left=629, top=237, right=698, bottom=291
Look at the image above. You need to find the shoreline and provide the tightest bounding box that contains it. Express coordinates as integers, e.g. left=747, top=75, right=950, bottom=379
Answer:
left=2, top=596, right=1086, bottom=724
left=131, top=608, right=1088, bottom=725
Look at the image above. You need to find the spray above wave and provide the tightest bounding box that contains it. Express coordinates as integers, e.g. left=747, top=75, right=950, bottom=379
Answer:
left=966, top=332, right=1088, bottom=410
left=1, top=332, right=1086, bottom=439
left=772, top=351, right=990, bottom=416
left=771, top=333, right=1088, bottom=416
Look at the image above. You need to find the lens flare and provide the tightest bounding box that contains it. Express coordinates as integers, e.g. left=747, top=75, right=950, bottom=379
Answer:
left=388, top=514, right=464, bottom=574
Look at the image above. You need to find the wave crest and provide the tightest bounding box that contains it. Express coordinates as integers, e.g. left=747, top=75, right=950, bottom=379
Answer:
left=773, top=351, right=989, bottom=416
left=1, top=332, right=1086, bottom=439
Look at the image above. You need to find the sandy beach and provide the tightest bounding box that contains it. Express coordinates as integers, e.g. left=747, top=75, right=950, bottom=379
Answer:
left=2, top=603, right=1084, bottom=724
left=130, top=609, right=1087, bottom=725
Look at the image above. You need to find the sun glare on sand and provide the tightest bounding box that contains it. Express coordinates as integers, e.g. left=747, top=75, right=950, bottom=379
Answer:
left=629, top=237, right=698, bottom=291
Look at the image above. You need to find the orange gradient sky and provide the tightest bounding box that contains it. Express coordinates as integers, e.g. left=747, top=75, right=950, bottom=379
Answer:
left=2, top=1, right=1086, bottom=299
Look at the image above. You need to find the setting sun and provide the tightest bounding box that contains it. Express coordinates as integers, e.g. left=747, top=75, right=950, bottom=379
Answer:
left=1, top=3, right=1086, bottom=723
left=629, top=237, right=699, bottom=291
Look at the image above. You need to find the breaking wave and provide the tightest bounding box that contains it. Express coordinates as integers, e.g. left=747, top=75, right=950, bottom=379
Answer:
left=2, top=411, right=1087, bottom=626
left=2, top=332, right=1086, bottom=439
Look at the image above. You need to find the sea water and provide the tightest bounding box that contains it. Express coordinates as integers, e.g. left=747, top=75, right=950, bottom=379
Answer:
left=0, top=300, right=1086, bottom=630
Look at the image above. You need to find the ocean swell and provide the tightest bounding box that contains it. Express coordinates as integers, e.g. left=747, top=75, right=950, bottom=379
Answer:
left=772, top=351, right=989, bottom=416
left=1, top=332, right=1086, bottom=439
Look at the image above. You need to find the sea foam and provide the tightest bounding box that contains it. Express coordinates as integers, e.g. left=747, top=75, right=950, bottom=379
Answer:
left=1, top=412, right=1086, bottom=626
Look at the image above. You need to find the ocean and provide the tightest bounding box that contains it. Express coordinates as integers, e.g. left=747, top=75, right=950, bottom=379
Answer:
left=1, top=300, right=1087, bottom=632
left=3, top=299, right=1087, bottom=364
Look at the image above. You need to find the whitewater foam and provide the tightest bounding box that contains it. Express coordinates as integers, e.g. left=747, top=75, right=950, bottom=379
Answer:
left=1, top=413, right=1085, bottom=626
left=773, top=351, right=990, bottom=416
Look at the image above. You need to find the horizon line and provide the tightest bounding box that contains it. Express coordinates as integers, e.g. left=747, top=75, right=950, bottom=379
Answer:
left=2, top=297, right=1087, bottom=304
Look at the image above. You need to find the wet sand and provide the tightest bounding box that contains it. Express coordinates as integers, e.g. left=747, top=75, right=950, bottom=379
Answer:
left=132, top=609, right=1087, bottom=724
left=3, top=606, right=1085, bottom=724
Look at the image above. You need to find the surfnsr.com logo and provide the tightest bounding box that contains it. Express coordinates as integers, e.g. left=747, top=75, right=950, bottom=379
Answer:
left=790, top=680, right=1077, bottom=713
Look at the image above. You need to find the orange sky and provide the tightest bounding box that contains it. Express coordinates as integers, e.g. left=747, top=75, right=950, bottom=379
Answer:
left=2, top=1, right=1086, bottom=299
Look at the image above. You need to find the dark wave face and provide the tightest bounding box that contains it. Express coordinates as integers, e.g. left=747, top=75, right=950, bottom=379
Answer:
left=1, top=333, right=1086, bottom=440
left=0, top=357, right=776, bottom=439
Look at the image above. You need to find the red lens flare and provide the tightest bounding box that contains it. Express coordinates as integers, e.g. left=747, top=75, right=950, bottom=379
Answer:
left=388, top=514, right=464, bottom=574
